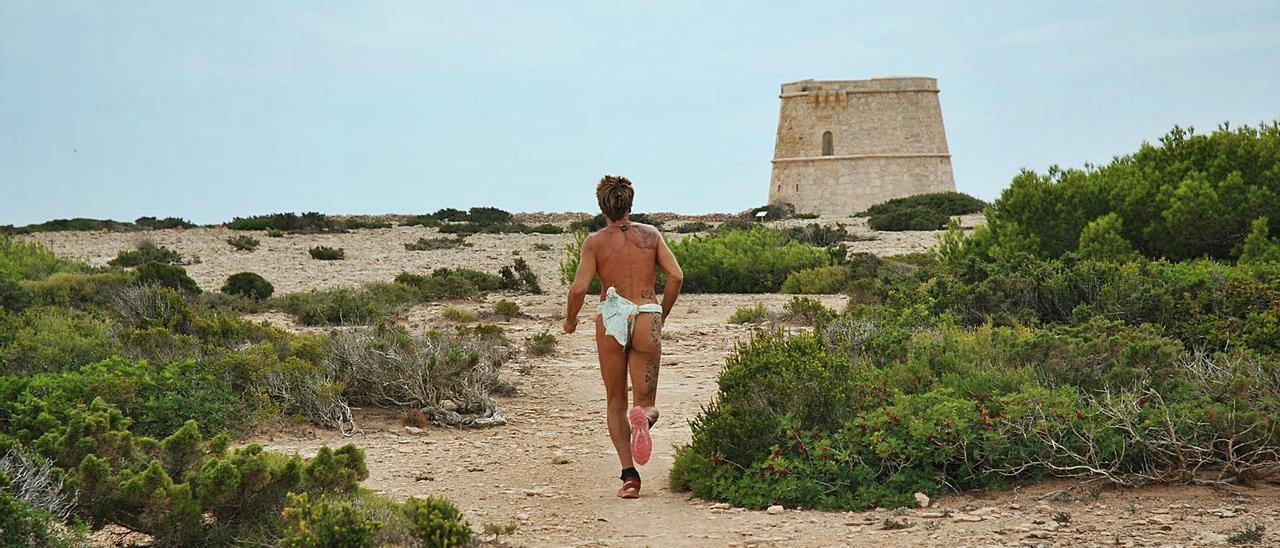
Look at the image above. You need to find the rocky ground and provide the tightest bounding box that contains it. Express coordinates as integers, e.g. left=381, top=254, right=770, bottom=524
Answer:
left=25, top=214, right=1279, bottom=547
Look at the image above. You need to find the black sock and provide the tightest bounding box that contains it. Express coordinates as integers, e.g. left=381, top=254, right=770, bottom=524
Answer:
left=620, top=467, right=640, bottom=482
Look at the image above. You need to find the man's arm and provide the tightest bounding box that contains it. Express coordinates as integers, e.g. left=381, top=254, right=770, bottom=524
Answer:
left=656, top=236, right=683, bottom=320
left=563, top=237, right=597, bottom=333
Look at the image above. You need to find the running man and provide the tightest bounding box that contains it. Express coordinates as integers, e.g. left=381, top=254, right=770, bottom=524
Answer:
left=563, top=175, right=684, bottom=499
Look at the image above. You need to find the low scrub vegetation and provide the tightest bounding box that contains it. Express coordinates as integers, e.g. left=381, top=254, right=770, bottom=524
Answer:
left=309, top=246, right=346, bottom=261
left=672, top=124, right=1280, bottom=513
left=404, top=236, right=471, bottom=250
left=108, top=240, right=185, bottom=267
left=670, top=227, right=834, bottom=293
left=674, top=221, right=711, bottom=233
left=727, top=302, right=770, bottom=324
left=0, top=238, right=484, bottom=544
left=2, top=216, right=195, bottom=235
left=222, top=272, right=274, bottom=300
left=228, top=211, right=344, bottom=233
left=858, top=192, right=985, bottom=232
left=226, top=234, right=260, bottom=251
left=568, top=213, right=665, bottom=232
left=526, top=331, right=557, bottom=356
left=494, top=299, right=520, bottom=320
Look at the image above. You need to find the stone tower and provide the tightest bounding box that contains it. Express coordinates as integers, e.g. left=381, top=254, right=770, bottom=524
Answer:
left=768, top=76, right=956, bottom=217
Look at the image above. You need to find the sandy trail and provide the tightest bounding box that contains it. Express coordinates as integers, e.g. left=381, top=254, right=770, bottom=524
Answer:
left=24, top=222, right=1280, bottom=547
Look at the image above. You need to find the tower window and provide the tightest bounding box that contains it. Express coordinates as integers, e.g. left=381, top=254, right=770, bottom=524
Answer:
left=821, top=131, right=834, bottom=156
left=795, top=184, right=799, bottom=192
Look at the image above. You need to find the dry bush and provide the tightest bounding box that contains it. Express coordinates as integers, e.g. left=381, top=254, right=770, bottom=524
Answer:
left=324, top=328, right=508, bottom=428
left=0, top=448, right=76, bottom=520
left=253, top=356, right=356, bottom=435
left=104, top=283, right=192, bottom=332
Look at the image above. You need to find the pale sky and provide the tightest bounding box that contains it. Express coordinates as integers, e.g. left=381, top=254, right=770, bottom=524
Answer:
left=3, top=1, right=1278, bottom=225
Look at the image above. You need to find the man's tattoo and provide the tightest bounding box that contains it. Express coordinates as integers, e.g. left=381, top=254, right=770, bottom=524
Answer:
left=644, top=354, right=660, bottom=391
left=634, top=225, right=658, bottom=250
left=641, top=289, right=655, bottom=299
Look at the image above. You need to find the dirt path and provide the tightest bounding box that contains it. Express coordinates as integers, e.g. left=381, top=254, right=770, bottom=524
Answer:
left=252, top=293, right=1280, bottom=547
left=26, top=224, right=1279, bottom=546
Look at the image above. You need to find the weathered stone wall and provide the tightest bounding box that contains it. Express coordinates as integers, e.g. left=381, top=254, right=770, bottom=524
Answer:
left=768, top=77, right=956, bottom=216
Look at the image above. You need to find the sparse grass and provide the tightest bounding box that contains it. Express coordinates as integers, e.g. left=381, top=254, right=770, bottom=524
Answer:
left=309, top=246, right=345, bottom=260
left=483, top=522, right=519, bottom=536
left=441, top=306, right=477, bottom=322
left=526, top=331, right=557, bottom=356
left=494, top=299, right=520, bottom=320
left=401, top=409, right=429, bottom=428
left=728, top=302, right=770, bottom=324
left=1228, top=524, right=1265, bottom=545
left=226, top=234, right=260, bottom=251
left=531, top=242, right=553, bottom=251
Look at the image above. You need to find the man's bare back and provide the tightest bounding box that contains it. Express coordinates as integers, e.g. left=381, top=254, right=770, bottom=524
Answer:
left=587, top=222, right=662, bottom=305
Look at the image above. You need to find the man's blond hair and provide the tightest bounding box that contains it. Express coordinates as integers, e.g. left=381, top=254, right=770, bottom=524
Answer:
left=596, top=175, right=634, bottom=222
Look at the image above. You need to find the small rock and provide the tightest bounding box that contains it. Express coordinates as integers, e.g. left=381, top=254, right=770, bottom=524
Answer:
left=766, top=505, right=784, bottom=515
left=954, top=514, right=984, bottom=522
left=710, top=503, right=731, bottom=510
left=914, top=492, right=930, bottom=508
left=550, top=453, right=570, bottom=465
left=1196, top=531, right=1229, bottom=544
left=405, top=426, right=424, bottom=435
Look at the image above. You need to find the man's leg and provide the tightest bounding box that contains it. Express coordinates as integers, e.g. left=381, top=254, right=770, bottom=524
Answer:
left=595, top=316, right=633, bottom=469
left=627, top=313, right=662, bottom=426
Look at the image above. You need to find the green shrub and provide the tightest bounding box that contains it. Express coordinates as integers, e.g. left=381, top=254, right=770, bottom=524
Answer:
left=228, top=212, right=342, bottom=233
left=227, top=234, right=260, bottom=251
left=0, top=307, right=118, bottom=374
left=342, top=218, right=392, bottom=230
left=21, top=271, right=133, bottom=308
left=0, top=235, right=80, bottom=281
left=134, top=216, right=195, bottom=230
left=714, top=219, right=759, bottom=233
left=499, top=257, right=542, bottom=293
left=222, top=272, right=274, bottom=300
left=266, top=228, right=285, bottom=238
left=524, top=223, right=564, bottom=234
left=441, top=307, right=476, bottom=322
left=560, top=231, right=601, bottom=294
left=275, top=287, right=398, bottom=326
left=974, top=123, right=1280, bottom=262
left=136, top=262, right=202, bottom=293
left=309, top=246, right=345, bottom=261
left=401, top=496, right=471, bottom=547
left=747, top=203, right=795, bottom=221
left=107, top=240, right=184, bottom=267
left=0, top=479, right=84, bottom=548
left=404, top=236, right=471, bottom=251
left=867, top=206, right=951, bottom=231
left=393, top=271, right=481, bottom=301
left=784, top=223, right=848, bottom=246
left=781, top=265, right=849, bottom=294
left=568, top=213, right=665, bottom=232
left=2, top=217, right=134, bottom=234
left=531, top=242, right=553, bottom=251
left=0, top=276, right=32, bottom=312
left=1077, top=213, right=1138, bottom=262
left=105, top=284, right=194, bottom=332
left=674, top=221, right=711, bottom=233
left=782, top=296, right=835, bottom=326
left=728, top=302, right=769, bottom=324
left=281, top=492, right=379, bottom=548
left=670, top=227, right=832, bottom=293
left=526, top=331, right=557, bottom=356
left=794, top=212, right=820, bottom=220
left=1238, top=217, right=1280, bottom=263
left=494, top=299, right=520, bottom=320
left=858, top=192, right=986, bottom=218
